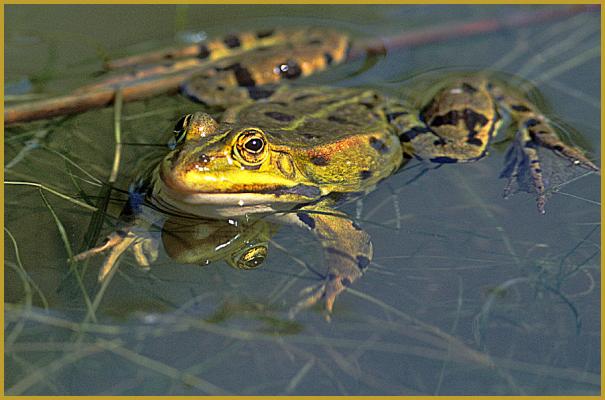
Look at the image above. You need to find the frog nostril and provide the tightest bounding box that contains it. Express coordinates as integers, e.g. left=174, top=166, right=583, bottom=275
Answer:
left=198, top=153, right=211, bottom=163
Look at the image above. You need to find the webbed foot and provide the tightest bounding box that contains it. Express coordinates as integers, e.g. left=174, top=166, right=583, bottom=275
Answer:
left=501, top=123, right=599, bottom=214
left=73, top=230, right=158, bottom=281
left=289, top=273, right=352, bottom=321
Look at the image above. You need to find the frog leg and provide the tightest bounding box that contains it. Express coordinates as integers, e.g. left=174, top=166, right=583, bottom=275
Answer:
left=181, top=73, right=282, bottom=107
left=391, top=111, right=483, bottom=163
left=181, top=28, right=349, bottom=107
left=386, top=99, right=496, bottom=164
left=74, top=229, right=158, bottom=281
left=283, top=205, right=373, bottom=320
left=132, top=237, right=159, bottom=270
left=73, top=230, right=129, bottom=261
left=96, top=233, right=137, bottom=281
left=73, top=229, right=136, bottom=280
left=488, top=84, right=599, bottom=213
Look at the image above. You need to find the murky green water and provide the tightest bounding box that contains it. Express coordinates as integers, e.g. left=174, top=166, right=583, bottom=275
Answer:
left=5, top=5, right=600, bottom=395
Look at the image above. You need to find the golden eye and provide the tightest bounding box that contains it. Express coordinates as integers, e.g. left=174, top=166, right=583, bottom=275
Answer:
left=232, top=244, right=268, bottom=270
left=173, top=114, right=192, bottom=143
left=233, top=129, right=268, bottom=165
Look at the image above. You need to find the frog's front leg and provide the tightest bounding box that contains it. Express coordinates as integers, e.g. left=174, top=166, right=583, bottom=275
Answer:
left=74, top=229, right=159, bottom=281
left=283, top=205, right=372, bottom=319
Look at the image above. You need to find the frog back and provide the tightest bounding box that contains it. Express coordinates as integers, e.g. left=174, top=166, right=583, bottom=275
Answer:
left=223, top=86, right=404, bottom=192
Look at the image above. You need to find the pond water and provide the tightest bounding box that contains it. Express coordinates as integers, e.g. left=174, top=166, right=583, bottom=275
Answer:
left=5, top=5, right=600, bottom=395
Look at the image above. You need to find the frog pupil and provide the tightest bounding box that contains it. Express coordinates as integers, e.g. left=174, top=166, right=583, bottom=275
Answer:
left=247, top=254, right=264, bottom=267
left=245, top=138, right=264, bottom=152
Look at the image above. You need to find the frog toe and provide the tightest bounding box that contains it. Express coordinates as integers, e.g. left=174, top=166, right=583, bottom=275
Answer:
left=531, top=128, right=599, bottom=172
left=132, top=238, right=159, bottom=267
left=97, top=234, right=138, bottom=282
left=72, top=229, right=142, bottom=282
left=500, top=124, right=600, bottom=214
left=289, top=273, right=350, bottom=320
left=289, top=282, right=325, bottom=319
left=501, top=135, right=548, bottom=213
left=73, top=230, right=129, bottom=261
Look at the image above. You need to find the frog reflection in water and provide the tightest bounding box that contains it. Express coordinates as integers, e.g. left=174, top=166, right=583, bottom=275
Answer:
left=161, top=216, right=276, bottom=271
left=76, top=27, right=599, bottom=317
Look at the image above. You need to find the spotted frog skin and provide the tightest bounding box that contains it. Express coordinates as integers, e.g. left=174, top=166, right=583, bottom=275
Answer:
left=78, top=27, right=598, bottom=318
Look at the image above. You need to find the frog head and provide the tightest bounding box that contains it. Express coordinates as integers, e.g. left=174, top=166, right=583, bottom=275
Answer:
left=157, top=112, right=323, bottom=217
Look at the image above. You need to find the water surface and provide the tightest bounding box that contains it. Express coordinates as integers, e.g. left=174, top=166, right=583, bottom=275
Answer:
left=5, top=5, right=600, bottom=395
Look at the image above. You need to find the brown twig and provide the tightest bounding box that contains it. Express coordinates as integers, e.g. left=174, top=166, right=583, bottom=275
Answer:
left=5, top=74, right=184, bottom=124
left=349, top=4, right=597, bottom=59
left=5, top=5, right=596, bottom=126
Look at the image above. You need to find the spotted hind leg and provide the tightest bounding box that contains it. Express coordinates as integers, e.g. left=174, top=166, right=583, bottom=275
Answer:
left=385, top=83, right=497, bottom=165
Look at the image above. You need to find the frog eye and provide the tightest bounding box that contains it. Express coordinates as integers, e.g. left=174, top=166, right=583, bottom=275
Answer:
left=231, top=243, right=268, bottom=270
left=244, top=137, right=264, bottom=153
left=173, top=114, right=192, bottom=144
left=233, top=129, right=268, bottom=165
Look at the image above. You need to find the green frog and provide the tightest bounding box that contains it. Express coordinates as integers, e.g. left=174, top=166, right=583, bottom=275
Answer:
left=76, top=27, right=598, bottom=318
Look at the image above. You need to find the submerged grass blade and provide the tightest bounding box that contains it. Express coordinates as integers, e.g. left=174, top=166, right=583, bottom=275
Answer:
left=6, top=340, right=121, bottom=395
left=80, top=89, right=125, bottom=250
left=5, top=181, right=97, bottom=211
left=81, top=89, right=125, bottom=324
left=37, top=188, right=96, bottom=322
left=4, top=228, right=49, bottom=307
left=5, top=229, right=34, bottom=347
left=95, top=338, right=232, bottom=395
left=43, top=145, right=103, bottom=186
left=346, top=287, right=494, bottom=368
left=109, top=89, right=123, bottom=184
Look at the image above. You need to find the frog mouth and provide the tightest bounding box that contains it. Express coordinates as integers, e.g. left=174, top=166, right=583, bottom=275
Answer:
left=159, top=170, right=322, bottom=206
left=155, top=178, right=323, bottom=218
